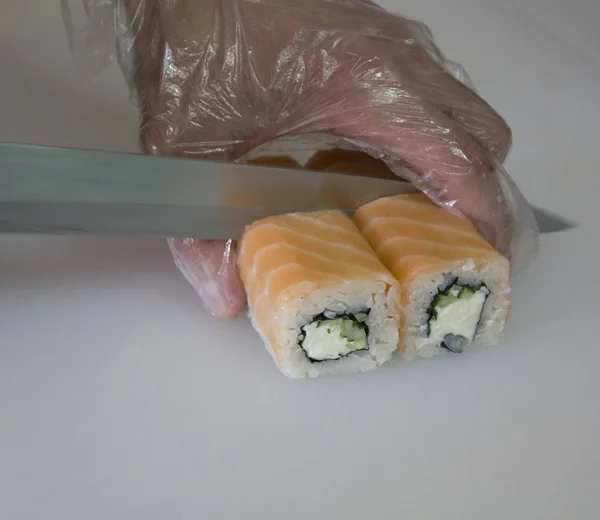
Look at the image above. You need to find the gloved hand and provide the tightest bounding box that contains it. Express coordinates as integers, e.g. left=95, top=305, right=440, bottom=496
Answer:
left=64, top=0, right=538, bottom=319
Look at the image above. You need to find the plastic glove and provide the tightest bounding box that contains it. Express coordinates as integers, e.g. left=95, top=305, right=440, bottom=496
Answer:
left=64, top=0, right=538, bottom=319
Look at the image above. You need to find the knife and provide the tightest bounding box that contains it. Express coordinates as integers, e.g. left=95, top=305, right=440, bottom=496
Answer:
left=0, top=142, right=572, bottom=238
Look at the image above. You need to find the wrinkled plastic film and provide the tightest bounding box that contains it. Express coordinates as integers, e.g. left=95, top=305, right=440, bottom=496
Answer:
left=168, top=238, right=246, bottom=320
left=63, top=0, right=538, bottom=319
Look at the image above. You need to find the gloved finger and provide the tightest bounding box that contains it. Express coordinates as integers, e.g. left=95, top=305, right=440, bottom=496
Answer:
left=393, top=17, right=512, bottom=161
left=168, top=238, right=246, bottom=320
left=120, top=0, right=160, bottom=92
left=128, top=0, right=424, bottom=161
left=411, top=64, right=513, bottom=162
left=120, top=0, right=176, bottom=155
left=137, top=0, right=263, bottom=160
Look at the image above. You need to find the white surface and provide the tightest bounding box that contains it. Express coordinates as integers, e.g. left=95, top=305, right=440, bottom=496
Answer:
left=1, top=1, right=599, bottom=519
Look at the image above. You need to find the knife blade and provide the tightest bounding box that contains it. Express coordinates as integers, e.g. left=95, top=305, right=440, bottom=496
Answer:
left=0, top=142, right=571, bottom=238
left=0, top=142, right=418, bottom=239
left=530, top=206, right=575, bottom=234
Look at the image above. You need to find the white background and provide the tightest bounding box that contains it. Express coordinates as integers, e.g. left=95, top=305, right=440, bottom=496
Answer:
left=1, top=1, right=599, bottom=518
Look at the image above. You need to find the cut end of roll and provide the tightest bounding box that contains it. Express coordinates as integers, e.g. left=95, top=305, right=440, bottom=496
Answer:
left=250, top=283, right=399, bottom=379
left=402, top=263, right=510, bottom=360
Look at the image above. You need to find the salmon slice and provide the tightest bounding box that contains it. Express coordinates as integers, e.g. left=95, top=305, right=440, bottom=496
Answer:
left=354, top=194, right=505, bottom=284
left=240, top=211, right=396, bottom=325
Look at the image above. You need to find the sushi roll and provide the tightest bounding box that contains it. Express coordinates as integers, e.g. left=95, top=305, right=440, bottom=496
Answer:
left=238, top=210, right=400, bottom=378
left=354, top=194, right=510, bottom=360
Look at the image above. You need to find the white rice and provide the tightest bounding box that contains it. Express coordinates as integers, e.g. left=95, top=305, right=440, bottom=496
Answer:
left=401, top=259, right=510, bottom=360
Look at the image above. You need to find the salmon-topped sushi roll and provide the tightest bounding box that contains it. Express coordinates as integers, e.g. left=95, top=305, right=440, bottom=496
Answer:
left=354, top=194, right=510, bottom=360
left=238, top=211, right=400, bottom=378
